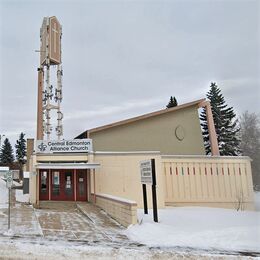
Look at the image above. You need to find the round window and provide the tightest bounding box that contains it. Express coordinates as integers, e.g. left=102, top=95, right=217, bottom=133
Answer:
left=175, top=125, right=185, bottom=141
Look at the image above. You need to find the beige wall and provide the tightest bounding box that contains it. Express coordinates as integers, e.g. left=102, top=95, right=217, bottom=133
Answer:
left=91, top=152, right=165, bottom=208
left=36, top=153, right=88, bottom=162
left=29, top=154, right=37, bottom=205
left=162, top=156, right=255, bottom=210
left=90, top=106, right=205, bottom=155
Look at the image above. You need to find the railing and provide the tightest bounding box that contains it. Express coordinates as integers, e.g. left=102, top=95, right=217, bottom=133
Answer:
left=162, top=155, right=254, bottom=210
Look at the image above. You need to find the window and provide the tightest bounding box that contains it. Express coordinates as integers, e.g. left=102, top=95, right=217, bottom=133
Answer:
left=40, top=171, right=47, bottom=193
left=52, top=171, right=60, bottom=195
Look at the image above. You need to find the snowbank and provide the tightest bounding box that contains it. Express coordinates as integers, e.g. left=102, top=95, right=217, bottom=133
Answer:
left=126, top=207, right=260, bottom=253
left=1, top=178, right=29, bottom=204
left=16, top=189, right=29, bottom=203
left=0, top=178, right=8, bottom=207
left=255, top=192, right=260, bottom=211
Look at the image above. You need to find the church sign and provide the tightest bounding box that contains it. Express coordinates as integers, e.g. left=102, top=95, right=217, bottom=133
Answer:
left=36, top=139, right=93, bottom=154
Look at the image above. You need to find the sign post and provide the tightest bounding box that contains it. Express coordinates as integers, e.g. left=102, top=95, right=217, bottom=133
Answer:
left=151, top=159, right=158, bottom=222
left=6, top=171, right=13, bottom=230
left=140, top=159, right=158, bottom=222
left=142, top=184, right=148, bottom=214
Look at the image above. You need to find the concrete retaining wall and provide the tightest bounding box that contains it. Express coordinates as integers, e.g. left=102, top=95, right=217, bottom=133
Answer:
left=92, top=193, right=137, bottom=227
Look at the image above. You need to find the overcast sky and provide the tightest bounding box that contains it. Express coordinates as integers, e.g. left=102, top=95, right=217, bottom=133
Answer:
left=0, top=0, right=259, bottom=145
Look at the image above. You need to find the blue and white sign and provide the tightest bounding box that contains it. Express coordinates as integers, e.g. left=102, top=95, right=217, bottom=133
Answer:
left=36, top=139, right=93, bottom=153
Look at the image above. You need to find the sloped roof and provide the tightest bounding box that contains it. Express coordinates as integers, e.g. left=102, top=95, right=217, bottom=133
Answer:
left=76, top=98, right=205, bottom=138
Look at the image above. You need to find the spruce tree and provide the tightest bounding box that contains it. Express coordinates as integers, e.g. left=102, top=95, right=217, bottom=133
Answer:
left=200, top=82, right=240, bottom=156
left=15, top=132, right=27, bottom=179
left=239, top=111, right=260, bottom=189
left=0, top=138, right=15, bottom=166
left=166, top=96, right=178, bottom=108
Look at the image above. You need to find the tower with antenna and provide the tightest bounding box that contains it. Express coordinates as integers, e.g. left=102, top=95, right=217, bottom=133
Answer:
left=37, top=16, right=63, bottom=141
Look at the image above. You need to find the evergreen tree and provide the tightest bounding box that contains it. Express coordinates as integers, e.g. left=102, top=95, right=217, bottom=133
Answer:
left=0, top=138, right=14, bottom=166
left=200, top=82, right=240, bottom=155
left=15, top=132, right=27, bottom=179
left=239, top=111, right=260, bottom=190
left=166, top=96, right=178, bottom=108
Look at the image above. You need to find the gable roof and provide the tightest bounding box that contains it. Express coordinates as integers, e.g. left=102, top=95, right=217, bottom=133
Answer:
left=76, top=98, right=205, bottom=138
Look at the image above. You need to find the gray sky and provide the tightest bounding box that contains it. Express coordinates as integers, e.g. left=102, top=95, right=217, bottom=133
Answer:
left=0, top=0, right=259, bottom=146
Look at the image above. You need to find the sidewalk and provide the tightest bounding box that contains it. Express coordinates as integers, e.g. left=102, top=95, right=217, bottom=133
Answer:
left=76, top=202, right=129, bottom=243
left=0, top=188, right=42, bottom=237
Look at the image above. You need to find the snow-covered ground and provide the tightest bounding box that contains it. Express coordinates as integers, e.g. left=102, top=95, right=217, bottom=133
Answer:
left=126, top=206, right=260, bottom=253
left=1, top=176, right=260, bottom=257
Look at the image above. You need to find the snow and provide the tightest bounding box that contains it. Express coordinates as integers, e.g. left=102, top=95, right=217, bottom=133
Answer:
left=1, top=172, right=260, bottom=256
left=0, top=178, right=8, bottom=207
left=97, top=193, right=137, bottom=204
left=0, top=236, right=246, bottom=259
left=126, top=207, right=260, bottom=253
left=254, top=192, right=260, bottom=211
left=15, top=189, right=29, bottom=203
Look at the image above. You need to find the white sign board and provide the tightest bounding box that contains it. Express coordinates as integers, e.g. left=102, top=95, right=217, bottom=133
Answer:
left=36, top=139, right=93, bottom=154
left=140, top=160, right=153, bottom=184
left=0, top=166, right=9, bottom=173
left=6, top=171, right=13, bottom=189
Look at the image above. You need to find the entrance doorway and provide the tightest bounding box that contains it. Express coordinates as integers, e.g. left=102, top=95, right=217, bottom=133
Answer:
left=51, top=170, right=74, bottom=201
left=76, top=170, right=88, bottom=201
left=39, top=169, right=88, bottom=201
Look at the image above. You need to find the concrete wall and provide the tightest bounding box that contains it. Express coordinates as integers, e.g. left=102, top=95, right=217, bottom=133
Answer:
left=91, top=152, right=165, bottom=208
left=93, top=193, right=137, bottom=227
left=162, top=155, right=255, bottom=210
left=90, top=106, right=205, bottom=155
left=29, top=154, right=37, bottom=205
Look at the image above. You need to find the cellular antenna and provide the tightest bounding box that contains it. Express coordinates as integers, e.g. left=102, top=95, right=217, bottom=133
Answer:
left=37, top=16, right=63, bottom=141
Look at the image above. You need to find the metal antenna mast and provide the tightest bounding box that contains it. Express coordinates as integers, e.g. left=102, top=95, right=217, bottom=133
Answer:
left=37, top=16, right=63, bottom=141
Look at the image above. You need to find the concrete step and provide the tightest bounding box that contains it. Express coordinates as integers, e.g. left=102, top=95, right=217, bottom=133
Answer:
left=39, top=201, right=77, bottom=211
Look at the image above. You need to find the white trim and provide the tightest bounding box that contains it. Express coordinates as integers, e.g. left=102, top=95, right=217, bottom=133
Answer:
left=161, top=155, right=252, bottom=160
left=92, top=151, right=161, bottom=155
left=36, top=163, right=100, bottom=169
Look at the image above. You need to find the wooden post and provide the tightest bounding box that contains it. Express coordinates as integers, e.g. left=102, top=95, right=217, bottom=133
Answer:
left=142, top=184, right=148, bottom=214
left=199, top=101, right=220, bottom=156
left=151, top=159, right=158, bottom=222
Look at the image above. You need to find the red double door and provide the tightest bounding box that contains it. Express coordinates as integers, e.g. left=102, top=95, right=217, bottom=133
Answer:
left=39, top=169, right=87, bottom=201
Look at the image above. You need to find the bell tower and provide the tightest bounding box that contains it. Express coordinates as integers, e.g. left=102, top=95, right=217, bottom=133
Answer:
left=37, top=16, right=63, bottom=140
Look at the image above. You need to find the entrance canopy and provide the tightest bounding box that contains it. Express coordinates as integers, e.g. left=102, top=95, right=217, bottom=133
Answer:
left=36, top=162, right=100, bottom=170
